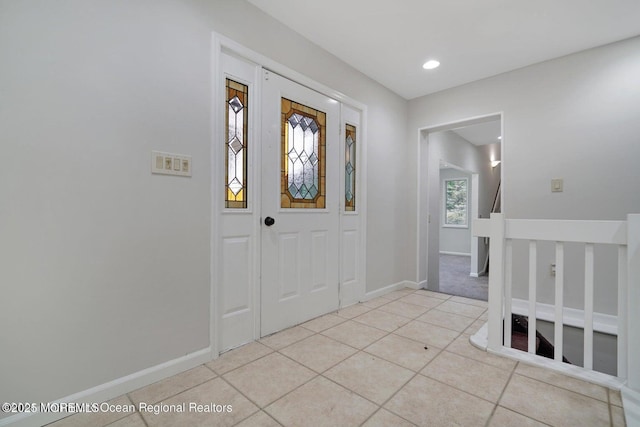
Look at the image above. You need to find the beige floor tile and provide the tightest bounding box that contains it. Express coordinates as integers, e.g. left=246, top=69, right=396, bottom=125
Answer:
left=488, top=407, right=547, bottom=427
left=421, top=351, right=511, bottom=403
left=515, top=362, right=608, bottom=402
left=266, top=376, right=377, bottom=427
left=385, top=375, right=494, bottom=426
left=362, top=409, right=416, bottom=427
left=611, top=405, right=627, bottom=427
left=479, top=310, right=489, bottom=320
left=379, top=300, right=429, bottom=318
left=279, top=334, right=357, bottom=373
left=364, top=333, right=441, bottom=372
left=394, top=321, right=459, bottom=348
left=336, top=303, right=371, bottom=319
left=353, top=309, right=411, bottom=332
left=414, top=289, right=451, bottom=300
left=46, top=395, right=135, bottom=427
left=610, top=388, right=623, bottom=407
left=362, top=296, right=392, bottom=308
left=128, top=365, right=216, bottom=405
left=259, top=326, right=314, bottom=350
left=223, top=353, right=315, bottom=407
left=206, top=342, right=273, bottom=375
left=417, top=309, right=475, bottom=332
left=321, top=320, right=387, bottom=349
left=398, top=293, right=444, bottom=309
left=324, top=352, right=414, bottom=404
left=380, top=289, right=415, bottom=300
left=446, top=335, right=517, bottom=371
left=463, top=319, right=487, bottom=335
left=106, top=413, right=147, bottom=427
left=235, top=410, right=282, bottom=427
left=436, top=300, right=486, bottom=318
left=450, top=295, right=489, bottom=308
left=300, top=313, right=345, bottom=332
left=500, top=374, right=610, bottom=427
left=140, top=377, right=257, bottom=427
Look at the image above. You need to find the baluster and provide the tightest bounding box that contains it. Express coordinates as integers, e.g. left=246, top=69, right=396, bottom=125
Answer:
left=584, top=243, right=594, bottom=370
left=528, top=240, right=537, bottom=354
left=504, top=239, right=513, bottom=348
left=554, top=242, right=564, bottom=362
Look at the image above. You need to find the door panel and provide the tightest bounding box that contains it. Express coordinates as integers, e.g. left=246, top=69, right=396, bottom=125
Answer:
left=261, top=70, right=340, bottom=336
left=218, top=52, right=260, bottom=352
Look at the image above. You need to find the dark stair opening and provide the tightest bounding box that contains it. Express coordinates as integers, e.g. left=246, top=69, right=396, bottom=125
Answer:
left=507, top=314, right=571, bottom=364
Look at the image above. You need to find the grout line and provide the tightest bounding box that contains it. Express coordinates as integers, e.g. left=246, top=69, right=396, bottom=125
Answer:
left=514, top=366, right=611, bottom=404
left=482, top=360, right=520, bottom=427
left=210, top=347, right=275, bottom=376
left=275, top=336, right=357, bottom=375
left=215, top=375, right=267, bottom=425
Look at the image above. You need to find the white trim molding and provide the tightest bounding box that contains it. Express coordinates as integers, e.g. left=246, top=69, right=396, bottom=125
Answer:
left=511, top=298, right=618, bottom=336
left=0, top=348, right=212, bottom=427
left=440, top=251, right=471, bottom=257
left=363, top=281, right=417, bottom=301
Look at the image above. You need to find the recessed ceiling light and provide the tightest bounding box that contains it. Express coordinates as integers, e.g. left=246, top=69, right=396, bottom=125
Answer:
left=498, top=136, right=502, bottom=140
left=422, top=60, right=440, bottom=70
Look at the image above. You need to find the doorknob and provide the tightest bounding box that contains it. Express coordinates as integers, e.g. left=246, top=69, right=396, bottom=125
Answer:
left=264, top=216, right=275, bottom=226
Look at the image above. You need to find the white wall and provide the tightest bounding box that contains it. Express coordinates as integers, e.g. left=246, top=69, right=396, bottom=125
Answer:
left=0, top=0, right=409, bottom=414
left=439, top=167, right=472, bottom=255
left=410, top=36, right=640, bottom=312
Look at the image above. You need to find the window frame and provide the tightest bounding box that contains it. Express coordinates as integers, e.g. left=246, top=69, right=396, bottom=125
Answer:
left=442, top=177, right=469, bottom=229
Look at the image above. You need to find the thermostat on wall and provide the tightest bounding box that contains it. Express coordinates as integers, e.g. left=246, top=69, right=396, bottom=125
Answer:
left=151, top=151, right=192, bottom=177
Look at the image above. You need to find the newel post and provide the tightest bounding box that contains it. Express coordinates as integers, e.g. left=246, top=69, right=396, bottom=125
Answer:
left=627, top=214, right=640, bottom=391
left=487, top=213, right=505, bottom=352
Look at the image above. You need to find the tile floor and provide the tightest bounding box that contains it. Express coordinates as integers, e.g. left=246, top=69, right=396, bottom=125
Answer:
left=48, top=288, right=626, bottom=427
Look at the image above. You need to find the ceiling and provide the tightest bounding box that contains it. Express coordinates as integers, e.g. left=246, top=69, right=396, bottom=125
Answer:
left=248, top=0, right=640, bottom=99
left=451, top=120, right=501, bottom=146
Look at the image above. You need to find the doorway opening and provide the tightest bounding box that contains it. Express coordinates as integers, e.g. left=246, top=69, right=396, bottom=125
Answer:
left=417, top=114, right=502, bottom=301
left=438, top=161, right=488, bottom=300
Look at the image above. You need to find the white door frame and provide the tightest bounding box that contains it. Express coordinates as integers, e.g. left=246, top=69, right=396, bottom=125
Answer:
left=416, top=113, right=504, bottom=292
left=211, top=33, right=368, bottom=356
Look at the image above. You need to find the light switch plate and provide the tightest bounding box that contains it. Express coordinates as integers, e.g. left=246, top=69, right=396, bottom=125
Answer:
left=152, top=151, right=192, bottom=177
left=551, top=178, right=563, bottom=192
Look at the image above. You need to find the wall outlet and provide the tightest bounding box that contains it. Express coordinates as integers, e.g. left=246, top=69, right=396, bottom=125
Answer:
left=151, top=151, right=192, bottom=177
left=550, top=263, right=556, bottom=277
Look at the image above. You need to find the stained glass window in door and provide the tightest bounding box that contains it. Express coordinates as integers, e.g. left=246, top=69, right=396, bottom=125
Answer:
left=281, top=98, right=326, bottom=209
left=345, top=124, right=356, bottom=211
left=225, top=79, right=248, bottom=209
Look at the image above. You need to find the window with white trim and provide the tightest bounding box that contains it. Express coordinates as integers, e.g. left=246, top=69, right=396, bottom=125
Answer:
left=444, top=178, right=468, bottom=227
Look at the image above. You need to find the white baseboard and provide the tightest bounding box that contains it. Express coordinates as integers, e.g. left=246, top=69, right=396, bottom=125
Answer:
left=417, top=280, right=428, bottom=289
left=511, top=298, right=617, bottom=335
left=402, top=280, right=419, bottom=290
left=439, top=251, right=471, bottom=257
left=0, top=347, right=213, bottom=427
left=363, top=280, right=415, bottom=301
left=470, top=273, right=480, bottom=278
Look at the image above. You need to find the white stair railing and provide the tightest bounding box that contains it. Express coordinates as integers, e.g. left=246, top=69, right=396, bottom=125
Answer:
left=473, top=213, right=639, bottom=395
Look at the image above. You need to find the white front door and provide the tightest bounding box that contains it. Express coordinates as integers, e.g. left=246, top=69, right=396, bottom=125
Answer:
left=260, top=70, right=340, bottom=336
